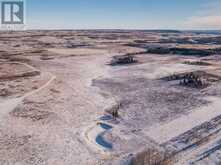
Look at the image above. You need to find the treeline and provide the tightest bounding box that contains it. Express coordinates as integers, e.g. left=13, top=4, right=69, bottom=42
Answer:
left=146, top=47, right=221, bottom=56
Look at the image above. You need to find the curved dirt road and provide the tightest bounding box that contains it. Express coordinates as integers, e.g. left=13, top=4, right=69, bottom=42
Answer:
left=0, top=62, right=56, bottom=117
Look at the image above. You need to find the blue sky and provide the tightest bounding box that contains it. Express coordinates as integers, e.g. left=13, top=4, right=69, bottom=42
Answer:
left=26, top=0, right=221, bottom=30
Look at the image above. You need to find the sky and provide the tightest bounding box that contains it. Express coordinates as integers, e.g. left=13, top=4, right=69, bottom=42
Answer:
left=26, top=0, right=221, bottom=30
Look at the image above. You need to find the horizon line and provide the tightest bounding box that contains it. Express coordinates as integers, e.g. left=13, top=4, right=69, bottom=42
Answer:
left=24, top=28, right=221, bottom=31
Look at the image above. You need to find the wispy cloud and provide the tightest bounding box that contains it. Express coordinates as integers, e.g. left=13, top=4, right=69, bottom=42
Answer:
left=184, top=1, right=221, bottom=29
left=185, top=15, right=221, bottom=29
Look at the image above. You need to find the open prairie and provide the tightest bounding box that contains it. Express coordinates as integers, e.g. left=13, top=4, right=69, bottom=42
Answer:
left=1, top=30, right=221, bottom=165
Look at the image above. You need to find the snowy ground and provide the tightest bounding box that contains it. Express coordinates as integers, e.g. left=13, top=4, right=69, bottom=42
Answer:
left=0, top=30, right=221, bottom=165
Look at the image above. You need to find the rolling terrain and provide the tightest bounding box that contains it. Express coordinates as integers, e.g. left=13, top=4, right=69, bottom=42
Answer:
left=0, top=30, right=221, bottom=165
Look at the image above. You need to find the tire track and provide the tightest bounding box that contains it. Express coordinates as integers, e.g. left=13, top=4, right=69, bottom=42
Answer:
left=0, top=62, right=56, bottom=117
